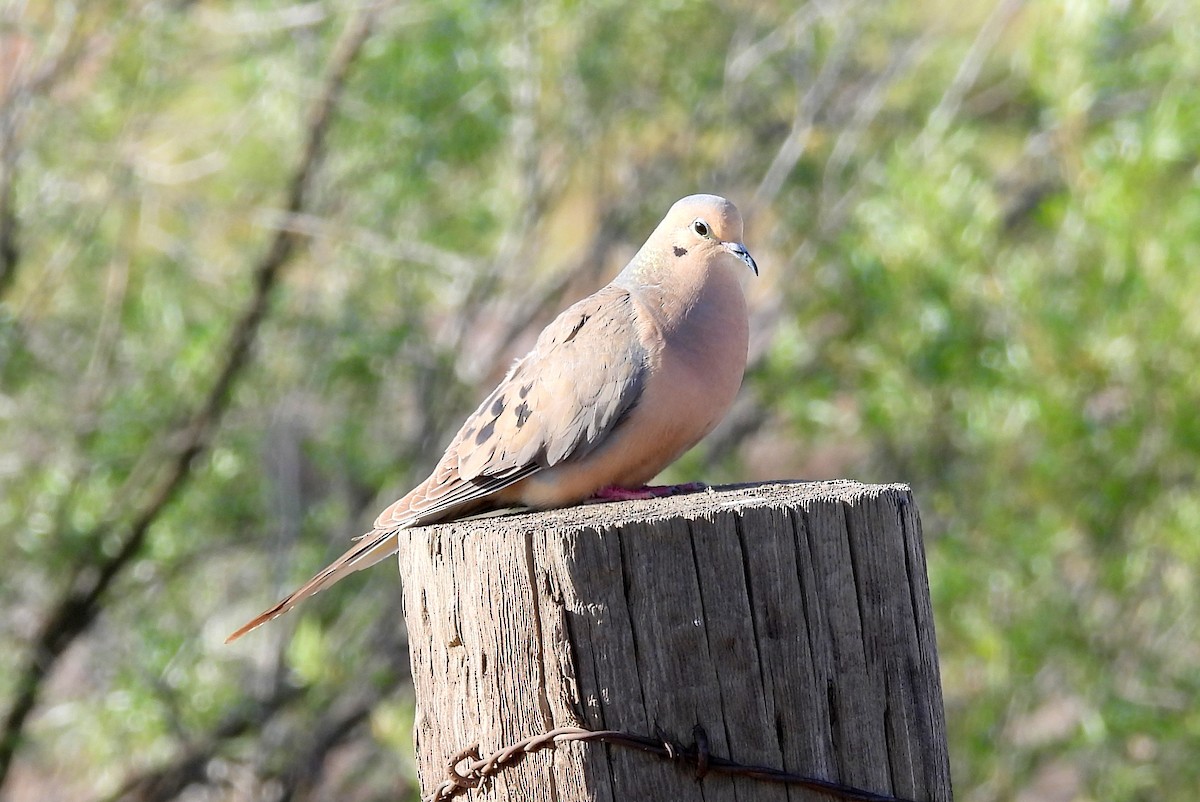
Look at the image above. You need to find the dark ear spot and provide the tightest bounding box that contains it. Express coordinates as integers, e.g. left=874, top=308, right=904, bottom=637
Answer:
left=673, top=246, right=687, bottom=257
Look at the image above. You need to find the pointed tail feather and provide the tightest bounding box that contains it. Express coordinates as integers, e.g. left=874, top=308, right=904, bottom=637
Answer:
left=225, top=529, right=399, bottom=643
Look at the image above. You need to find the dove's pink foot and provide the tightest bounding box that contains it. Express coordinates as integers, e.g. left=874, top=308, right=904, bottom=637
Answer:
left=586, top=482, right=708, bottom=503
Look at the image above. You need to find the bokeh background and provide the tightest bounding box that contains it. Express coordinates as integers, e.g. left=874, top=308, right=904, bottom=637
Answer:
left=3, top=0, right=1199, bottom=800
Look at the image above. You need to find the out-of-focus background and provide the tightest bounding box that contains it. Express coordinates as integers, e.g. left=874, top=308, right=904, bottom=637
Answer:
left=2, top=0, right=1198, bottom=800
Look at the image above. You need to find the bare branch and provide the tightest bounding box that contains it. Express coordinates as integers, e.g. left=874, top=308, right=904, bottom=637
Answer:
left=753, top=3, right=859, bottom=210
left=0, top=1, right=101, bottom=298
left=818, top=32, right=935, bottom=236
left=0, top=7, right=380, bottom=790
left=274, top=691, right=390, bottom=802
left=0, top=155, right=15, bottom=298
left=269, top=210, right=483, bottom=278
left=443, top=0, right=552, bottom=361
left=724, top=5, right=821, bottom=87
left=99, top=684, right=303, bottom=802
left=913, top=0, right=1026, bottom=157
left=103, top=619, right=408, bottom=802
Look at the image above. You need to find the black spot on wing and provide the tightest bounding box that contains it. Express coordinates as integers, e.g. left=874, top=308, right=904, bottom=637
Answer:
left=518, top=383, right=532, bottom=400
left=563, top=314, right=590, bottom=343
left=490, top=395, right=505, bottom=416
left=514, top=401, right=531, bottom=428
left=475, top=419, right=495, bottom=445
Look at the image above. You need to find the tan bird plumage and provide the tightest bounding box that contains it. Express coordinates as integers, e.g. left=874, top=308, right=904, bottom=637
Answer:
left=226, top=194, right=758, bottom=642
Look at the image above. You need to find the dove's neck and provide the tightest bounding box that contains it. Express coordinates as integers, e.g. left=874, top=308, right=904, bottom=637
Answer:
left=612, top=243, right=749, bottom=467
left=615, top=247, right=748, bottom=344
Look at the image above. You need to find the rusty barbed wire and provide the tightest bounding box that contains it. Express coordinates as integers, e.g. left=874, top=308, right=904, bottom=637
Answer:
left=422, top=724, right=917, bottom=802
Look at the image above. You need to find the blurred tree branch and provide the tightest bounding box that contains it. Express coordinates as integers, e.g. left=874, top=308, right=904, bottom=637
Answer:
left=0, top=6, right=380, bottom=792
left=100, top=683, right=303, bottom=802
left=101, top=674, right=406, bottom=802
left=0, top=1, right=97, bottom=299
left=273, top=685, right=403, bottom=802
left=753, top=2, right=856, bottom=210
left=0, top=146, right=15, bottom=298
left=914, top=0, right=1025, bottom=157
left=100, top=615, right=409, bottom=802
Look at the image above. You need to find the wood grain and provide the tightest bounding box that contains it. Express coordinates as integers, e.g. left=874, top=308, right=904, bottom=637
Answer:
left=399, top=480, right=952, bottom=802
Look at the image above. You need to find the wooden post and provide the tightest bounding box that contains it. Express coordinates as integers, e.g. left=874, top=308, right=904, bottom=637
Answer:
left=398, top=481, right=952, bottom=802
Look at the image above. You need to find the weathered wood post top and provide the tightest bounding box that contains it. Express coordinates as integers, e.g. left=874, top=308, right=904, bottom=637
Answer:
left=399, top=480, right=952, bottom=802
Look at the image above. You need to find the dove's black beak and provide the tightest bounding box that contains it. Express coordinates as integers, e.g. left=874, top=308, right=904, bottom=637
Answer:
left=723, top=241, right=759, bottom=276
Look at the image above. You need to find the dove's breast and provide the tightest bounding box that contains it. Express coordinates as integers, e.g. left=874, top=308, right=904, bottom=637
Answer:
left=514, top=264, right=749, bottom=508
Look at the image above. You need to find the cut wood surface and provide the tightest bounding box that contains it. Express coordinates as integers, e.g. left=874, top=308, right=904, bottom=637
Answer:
left=398, top=480, right=952, bottom=802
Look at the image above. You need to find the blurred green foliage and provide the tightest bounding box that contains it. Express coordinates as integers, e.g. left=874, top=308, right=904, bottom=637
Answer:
left=2, top=0, right=1198, bottom=800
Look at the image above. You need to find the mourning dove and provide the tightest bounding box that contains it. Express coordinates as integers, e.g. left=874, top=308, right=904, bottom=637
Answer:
left=227, top=194, right=758, bottom=642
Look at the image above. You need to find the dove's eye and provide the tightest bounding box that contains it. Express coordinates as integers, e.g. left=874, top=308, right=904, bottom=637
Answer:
left=692, top=219, right=711, bottom=238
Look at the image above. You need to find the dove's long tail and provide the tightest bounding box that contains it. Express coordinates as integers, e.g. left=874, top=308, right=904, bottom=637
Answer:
left=225, top=529, right=399, bottom=643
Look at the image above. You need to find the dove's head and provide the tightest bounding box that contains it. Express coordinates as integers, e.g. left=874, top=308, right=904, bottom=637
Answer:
left=623, top=195, right=759, bottom=287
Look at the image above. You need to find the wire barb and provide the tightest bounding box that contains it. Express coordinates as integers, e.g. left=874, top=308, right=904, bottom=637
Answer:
left=422, top=724, right=919, bottom=802
left=447, top=744, right=483, bottom=789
